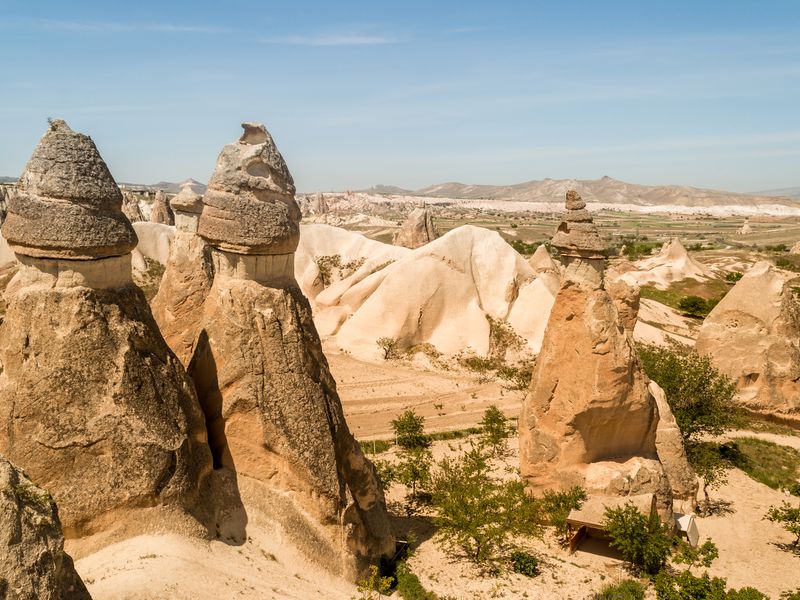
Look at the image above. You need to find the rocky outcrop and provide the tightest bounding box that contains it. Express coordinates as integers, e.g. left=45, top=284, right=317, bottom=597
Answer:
left=695, top=261, right=800, bottom=413
left=520, top=191, right=672, bottom=518
left=528, top=244, right=560, bottom=274
left=198, top=122, right=300, bottom=255
left=551, top=190, right=606, bottom=284
left=2, top=120, right=137, bottom=260
left=618, top=237, right=714, bottom=290
left=608, top=279, right=641, bottom=334
left=0, top=185, right=9, bottom=223
left=160, top=123, right=394, bottom=578
left=791, top=241, right=800, bottom=255
left=0, top=458, right=91, bottom=600
left=649, top=382, right=698, bottom=512
left=170, top=182, right=204, bottom=233
left=150, top=189, right=175, bottom=225
left=311, top=192, right=329, bottom=215
left=122, top=191, right=145, bottom=222
left=393, top=206, right=438, bottom=249
left=738, top=218, right=752, bottom=235
left=0, top=121, right=212, bottom=537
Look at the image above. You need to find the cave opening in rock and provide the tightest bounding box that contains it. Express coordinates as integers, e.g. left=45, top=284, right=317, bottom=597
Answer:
left=188, top=330, right=230, bottom=470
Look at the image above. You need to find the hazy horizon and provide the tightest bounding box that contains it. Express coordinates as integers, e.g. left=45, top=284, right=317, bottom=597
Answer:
left=1, top=0, right=799, bottom=193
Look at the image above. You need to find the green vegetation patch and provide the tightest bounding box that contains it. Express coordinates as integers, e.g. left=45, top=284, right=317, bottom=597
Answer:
left=728, top=437, right=800, bottom=492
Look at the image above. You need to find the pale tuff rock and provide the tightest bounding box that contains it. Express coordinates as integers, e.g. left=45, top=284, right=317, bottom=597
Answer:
left=0, top=185, right=9, bottom=223
left=2, top=119, right=137, bottom=260
left=551, top=190, right=606, bottom=284
left=156, top=123, right=394, bottom=578
left=528, top=243, right=560, bottom=274
left=311, top=192, right=329, bottom=215
left=393, top=206, right=439, bottom=249
left=649, top=381, right=699, bottom=512
left=121, top=191, right=145, bottom=223
left=0, top=122, right=212, bottom=537
left=150, top=189, right=175, bottom=226
left=738, top=218, right=753, bottom=235
left=520, top=190, right=671, bottom=517
left=171, top=182, right=204, bottom=234
left=198, top=123, right=300, bottom=255
left=618, top=237, right=714, bottom=290
left=791, top=241, right=800, bottom=255
left=0, top=458, right=91, bottom=600
left=695, top=261, right=800, bottom=413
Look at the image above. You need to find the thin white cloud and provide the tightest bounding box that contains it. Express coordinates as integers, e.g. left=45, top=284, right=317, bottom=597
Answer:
left=6, top=18, right=231, bottom=34
left=266, top=33, right=399, bottom=46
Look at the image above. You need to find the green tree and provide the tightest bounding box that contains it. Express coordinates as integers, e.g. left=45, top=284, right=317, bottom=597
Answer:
left=391, top=410, right=430, bottom=450
left=395, top=446, right=432, bottom=514
left=678, top=295, right=710, bottom=317
left=765, top=501, right=800, bottom=549
left=430, top=446, right=541, bottom=564
left=603, top=503, right=672, bottom=576
left=356, top=565, right=392, bottom=600
left=672, top=538, right=719, bottom=569
left=654, top=570, right=767, bottom=599
left=539, top=486, right=588, bottom=544
left=594, top=580, right=646, bottom=600
left=478, top=405, right=512, bottom=456
left=377, top=337, right=400, bottom=360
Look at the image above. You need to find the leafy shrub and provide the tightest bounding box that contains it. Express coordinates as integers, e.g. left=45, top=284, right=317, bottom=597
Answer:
left=594, top=579, right=645, bottom=600
left=377, top=337, right=400, bottom=360
left=395, top=446, right=432, bottom=513
left=430, top=446, right=541, bottom=563
left=654, top=571, right=767, bottom=599
left=677, top=295, right=713, bottom=317
left=371, top=459, right=395, bottom=493
left=395, top=562, right=438, bottom=600
left=391, top=411, right=429, bottom=450
left=725, top=271, right=744, bottom=282
left=478, top=405, right=512, bottom=456
left=510, top=550, right=539, bottom=577
left=539, top=486, right=587, bottom=543
left=508, top=240, right=542, bottom=256
left=604, top=503, right=672, bottom=576
left=781, top=590, right=800, bottom=600
left=672, top=539, right=719, bottom=569
left=765, top=501, right=800, bottom=549
left=356, top=564, right=392, bottom=600
left=315, top=254, right=341, bottom=287
left=496, top=362, right=533, bottom=390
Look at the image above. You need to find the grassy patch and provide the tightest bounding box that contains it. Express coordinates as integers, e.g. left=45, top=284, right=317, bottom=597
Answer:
left=729, top=437, right=800, bottom=492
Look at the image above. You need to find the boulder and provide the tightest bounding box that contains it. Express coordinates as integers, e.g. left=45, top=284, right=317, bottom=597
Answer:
left=695, top=261, right=800, bottom=413
left=0, top=458, right=91, bottom=600
left=2, top=119, right=137, bottom=260
left=150, top=189, right=175, bottom=225
left=198, top=123, right=300, bottom=255
left=393, top=206, right=438, bottom=249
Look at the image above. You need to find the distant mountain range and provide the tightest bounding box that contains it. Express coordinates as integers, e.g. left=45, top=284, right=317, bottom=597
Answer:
left=362, top=176, right=799, bottom=208
left=753, top=186, right=800, bottom=201
left=117, top=178, right=207, bottom=194
left=0, top=176, right=17, bottom=184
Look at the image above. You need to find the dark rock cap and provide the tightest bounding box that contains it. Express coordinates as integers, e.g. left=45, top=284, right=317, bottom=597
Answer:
left=198, top=122, right=300, bottom=255
left=2, top=119, right=137, bottom=259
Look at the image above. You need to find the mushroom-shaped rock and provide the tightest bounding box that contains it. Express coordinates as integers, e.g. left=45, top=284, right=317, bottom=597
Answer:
left=0, top=122, right=212, bottom=538
left=0, top=458, right=91, bottom=600
left=198, top=123, right=300, bottom=255
left=393, top=206, right=438, bottom=249
left=695, top=261, right=800, bottom=413
left=2, top=119, right=137, bottom=259
left=170, top=182, right=204, bottom=233
left=551, top=190, right=606, bottom=284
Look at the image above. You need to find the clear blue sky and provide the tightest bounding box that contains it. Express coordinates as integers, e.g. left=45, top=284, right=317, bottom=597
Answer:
left=1, top=1, right=799, bottom=192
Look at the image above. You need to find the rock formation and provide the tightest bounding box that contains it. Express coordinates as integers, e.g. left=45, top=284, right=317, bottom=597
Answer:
left=618, top=237, right=714, bottom=290
left=0, top=120, right=212, bottom=537
left=163, top=123, right=393, bottom=578
left=738, top=218, right=752, bottom=235
left=311, top=192, right=329, bottom=215
left=0, top=457, right=91, bottom=600
left=150, top=189, right=175, bottom=225
left=122, top=191, right=145, bottom=222
left=520, top=191, right=672, bottom=518
left=696, top=261, right=800, bottom=413
left=550, top=190, right=606, bottom=284
left=0, top=185, right=9, bottom=223
left=791, top=241, right=800, bottom=255
left=649, top=382, right=698, bottom=512
left=528, top=243, right=560, bottom=274
left=393, top=206, right=438, bottom=249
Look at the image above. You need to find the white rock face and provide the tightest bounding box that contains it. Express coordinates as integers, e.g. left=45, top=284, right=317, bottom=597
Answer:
left=695, top=261, right=800, bottom=413
left=393, top=206, right=438, bottom=249
left=617, top=237, right=715, bottom=290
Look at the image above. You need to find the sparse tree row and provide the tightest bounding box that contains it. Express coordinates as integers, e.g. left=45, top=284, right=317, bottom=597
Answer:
left=0, top=120, right=797, bottom=600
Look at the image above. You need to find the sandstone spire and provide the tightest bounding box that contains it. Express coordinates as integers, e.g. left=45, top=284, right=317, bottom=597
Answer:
left=2, top=119, right=137, bottom=259
left=0, top=121, right=212, bottom=537
left=165, top=123, right=394, bottom=578
left=0, top=457, right=91, bottom=600
left=519, top=190, right=672, bottom=518
left=696, top=261, right=800, bottom=414
left=121, top=190, right=145, bottom=222
left=150, top=189, right=175, bottom=225
left=393, top=205, right=438, bottom=249
left=550, top=190, right=606, bottom=284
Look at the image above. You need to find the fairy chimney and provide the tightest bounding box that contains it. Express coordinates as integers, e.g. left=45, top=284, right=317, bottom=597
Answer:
left=551, top=190, right=606, bottom=284
left=0, top=120, right=212, bottom=537
left=170, top=181, right=204, bottom=233
left=150, top=189, right=174, bottom=225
